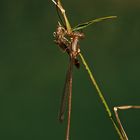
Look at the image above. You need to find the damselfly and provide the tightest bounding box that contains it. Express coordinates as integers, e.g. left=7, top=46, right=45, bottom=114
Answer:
left=53, top=22, right=84, bottom=140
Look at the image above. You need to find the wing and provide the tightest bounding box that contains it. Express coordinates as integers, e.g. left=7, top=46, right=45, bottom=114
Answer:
left=59, top=57, right=73, bottom=122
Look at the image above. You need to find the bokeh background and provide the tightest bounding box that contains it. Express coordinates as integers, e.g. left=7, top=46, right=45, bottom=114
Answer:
left=0, top=0, right=140, bottom=140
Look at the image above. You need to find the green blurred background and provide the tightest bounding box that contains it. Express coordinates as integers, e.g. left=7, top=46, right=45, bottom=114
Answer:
left=0, top=0, right=140, bottom=140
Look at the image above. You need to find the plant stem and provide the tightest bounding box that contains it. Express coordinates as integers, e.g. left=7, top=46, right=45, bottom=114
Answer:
left=52, top=0, right=72, bottom=33
left=79, top=53, right=124, bottom=140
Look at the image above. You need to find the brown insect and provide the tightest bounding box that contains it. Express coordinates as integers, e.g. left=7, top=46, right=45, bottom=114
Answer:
left=53, top=23, right=84, bottom=140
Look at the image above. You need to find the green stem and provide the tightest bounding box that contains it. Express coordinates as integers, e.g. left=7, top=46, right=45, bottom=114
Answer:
left=56, top=0, right=72, bottom=33
left=79, top=53, right=124, bottom=140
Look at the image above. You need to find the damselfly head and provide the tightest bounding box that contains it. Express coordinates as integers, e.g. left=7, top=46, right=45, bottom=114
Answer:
left=54, top=24, right=66, bottom=39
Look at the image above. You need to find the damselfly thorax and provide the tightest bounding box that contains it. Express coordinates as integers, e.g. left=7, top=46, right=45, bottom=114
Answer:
left=53, top=24, right=84, bottom=68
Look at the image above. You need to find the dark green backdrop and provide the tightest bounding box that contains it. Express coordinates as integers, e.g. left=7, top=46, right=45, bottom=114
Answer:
left=0, top=0, right=140, bottom=140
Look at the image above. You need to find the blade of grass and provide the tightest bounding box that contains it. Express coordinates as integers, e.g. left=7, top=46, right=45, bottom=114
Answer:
left=79, top=53, right=124, bottom=140
left=72, top=16, right=117, bottom=31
